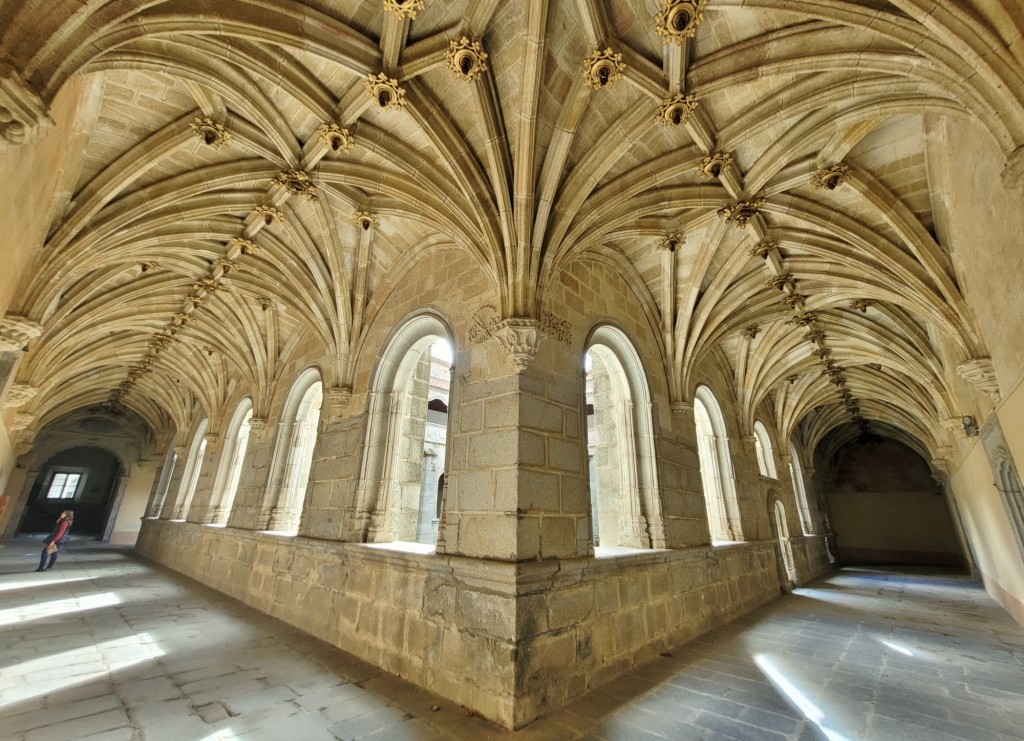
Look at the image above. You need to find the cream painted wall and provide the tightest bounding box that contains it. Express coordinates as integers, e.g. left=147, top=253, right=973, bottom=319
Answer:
left=950, top=430, right=1024, bottom=623
left=109, top=461, right=156, bottom=545
left=0, top=421, right=13, bottom=529
left=829, top=488, right=962, bottom=561
left=927, top=116, right=1024, bottom=623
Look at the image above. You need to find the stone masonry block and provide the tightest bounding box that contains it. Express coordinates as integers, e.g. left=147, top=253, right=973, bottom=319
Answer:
left=458, top=589, right=515, bottom=638
left=518, top=469, right=560, bottom=511
left=547, top=585, right=595, bottom=630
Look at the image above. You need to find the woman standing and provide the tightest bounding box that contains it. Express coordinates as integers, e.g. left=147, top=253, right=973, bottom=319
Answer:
left=36, top=510, right=73, bottom=572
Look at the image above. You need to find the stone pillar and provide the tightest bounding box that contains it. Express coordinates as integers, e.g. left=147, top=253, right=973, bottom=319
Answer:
left=734, top=435, right=766, bottom=540
left=186, top=433, right=225, bottom=524
left=159, top=446, right=188, bottom=519
left=439, top=322, right=590, bottom=561
left=0, top=458, right=33, bottom=538
left=660, top=402, right=710, bottom=548
left=227, top=417, right=274, bottom=530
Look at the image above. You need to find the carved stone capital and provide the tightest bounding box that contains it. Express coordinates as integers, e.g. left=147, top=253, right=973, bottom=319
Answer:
left=493, top=318, right=546, bottom=373
left=0, top=314, right=43, bottom=351
left=251, top=205, right=284, bottom=226
left=658, top=232, right=685, bottom=251
left=352, top=211, right=378, bottom=231
left=766, top=272, right=795, bottom=291
left=189, top=117, right=231, bottom=148
left=2, top=382, right=38, bottom=408
left=322, top=386, right=353, bottom=422
left=248, top=416, right=268, bottom=435
left=717, top=199, right=765, bottom=227
left=0, top=64, right=52, bottom=147
left=749, top=240, right=777, bottom=259
left=671, top=401, right=694, bottom=419
left=193, top=278, right=223, bottom=293
left=383, top=0, right=425, bottom=18
left=365, top=73, right=407, bottom=110
left=812, top=163, right=849, bottom=190
left=957, top=356, right=1001, bottom=403
left=655, top=0, right=709, bottom=43
left=582, top=48, right=625, bottom=90
left=273, top=170, right=318, bottom=201
left=697, top=152, right=733, bottom=180
left=318, top=122, right=353, bottom=154
left=229, top=237, right=258, bottom=255
left=447, top=37, right=488, bottom=81
left=656, top=94, right=699, bottom=126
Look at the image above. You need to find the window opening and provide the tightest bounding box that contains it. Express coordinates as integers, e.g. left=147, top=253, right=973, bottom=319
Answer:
left=46, top=471, right=83, bottom=499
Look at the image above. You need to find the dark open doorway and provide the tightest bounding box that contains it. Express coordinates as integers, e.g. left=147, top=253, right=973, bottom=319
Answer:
left=819, top=434, right=965, bottom=568
left=18, top=446, right=122, bottom=540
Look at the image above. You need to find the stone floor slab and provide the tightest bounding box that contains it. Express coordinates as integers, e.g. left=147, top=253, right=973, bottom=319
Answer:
left=1, top=539, right=1023, bottom=739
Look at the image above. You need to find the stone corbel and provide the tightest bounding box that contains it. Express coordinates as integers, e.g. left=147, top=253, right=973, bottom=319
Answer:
left=10, top=411, right=34, bottom=432
left=0, top=314, right=43, bottom=351
left=247, top=416, right=269, bottom=439
left=930, top=451, right=952, bottom=477
left=956, top=356, right=1001, bottom=404
left=941, top=417, right=968, bottom=439
left=0, top=64, right=52, bottom=147
left=321, top=386, right=353, bottom=423
left=2, top=383, right=38, bottom=408
left=493, top=318, right=546, bottom=373
left=670, top=401, right=694, bottom=422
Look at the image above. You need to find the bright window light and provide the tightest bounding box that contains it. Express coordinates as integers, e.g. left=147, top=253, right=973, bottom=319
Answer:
left=46, top=472, right=81, bottom=499
left=755, top=654, right=851, bottom=741
left=431, top=339, right=453, bottom=362
left=0, top=592, right=120, bottom=627
left=0, top=576, right=92, bottom=592
left=0, top=633, right=163, bottom=709
left=880, top=639, right=914, bottom=657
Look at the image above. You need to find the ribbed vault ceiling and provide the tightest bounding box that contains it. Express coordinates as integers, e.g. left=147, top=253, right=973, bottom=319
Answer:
left=4, top=0, right=1022, bottom=459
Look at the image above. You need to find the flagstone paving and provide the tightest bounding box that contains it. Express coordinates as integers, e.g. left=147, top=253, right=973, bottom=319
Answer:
left=1, top=538, right=1022, bottom=740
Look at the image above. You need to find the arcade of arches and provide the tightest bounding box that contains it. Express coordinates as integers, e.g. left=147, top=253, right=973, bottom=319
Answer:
left=0, top=0, right=1023, bottom=730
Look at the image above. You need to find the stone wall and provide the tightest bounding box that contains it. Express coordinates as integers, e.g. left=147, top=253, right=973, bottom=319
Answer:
left=135, top=519, right=828, bottom=729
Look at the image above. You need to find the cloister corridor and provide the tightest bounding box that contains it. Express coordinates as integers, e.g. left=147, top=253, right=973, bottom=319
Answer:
left=1, top=538, right=1021, bottom=741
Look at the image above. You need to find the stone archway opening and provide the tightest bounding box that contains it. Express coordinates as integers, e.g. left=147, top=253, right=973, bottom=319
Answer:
left=583, top=326, right=663, bottom=552
left=818, top=432, right=966, bottom=568
left=18, top=446, right=123, bottom=539
left=363, top=315, right=453, bottom=547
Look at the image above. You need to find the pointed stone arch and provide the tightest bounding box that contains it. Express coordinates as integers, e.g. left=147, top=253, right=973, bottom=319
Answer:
left=584, top=324, right=665, bottom=549
left=693, top=385, right=742, bottom=543
left=262, top=369, right=322, bottom=533
left=357, top=312, right=454, bottom=545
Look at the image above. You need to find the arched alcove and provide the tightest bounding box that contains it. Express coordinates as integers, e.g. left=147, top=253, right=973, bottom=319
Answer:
left=169, top=419, right=208, bottom=521
left=788, top=441, right=814, bottom=535
left=209, top=399, right=253, bottom=525
left=693, top=386, right=741, bottom=543
left=359, top=313, right=453, bottom=545
left=18, top=446, right=123, bottom=539
left=264, top=369, right=323, bottom=533
left=820, top=434, right=965, bottom=567
left=768, top=493, right=799, bottom=588
left=753, top=421, right=777, bottom=479
left=584, top=325, right=664, bottom=550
